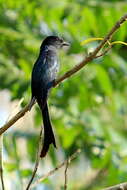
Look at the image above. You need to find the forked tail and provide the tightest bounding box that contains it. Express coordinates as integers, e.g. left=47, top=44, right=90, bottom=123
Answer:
left=40, top=102, right=56, bottom=157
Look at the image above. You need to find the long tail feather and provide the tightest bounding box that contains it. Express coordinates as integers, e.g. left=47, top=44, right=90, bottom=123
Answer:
left=40, top=102, right=56, bottom=157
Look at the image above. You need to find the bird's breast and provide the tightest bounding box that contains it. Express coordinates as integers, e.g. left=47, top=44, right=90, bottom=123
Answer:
left=45, top=59, right=59, bottom=80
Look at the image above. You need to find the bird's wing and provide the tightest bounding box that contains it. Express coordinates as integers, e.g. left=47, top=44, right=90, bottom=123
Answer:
left=31, top=49, right=58, bottom=101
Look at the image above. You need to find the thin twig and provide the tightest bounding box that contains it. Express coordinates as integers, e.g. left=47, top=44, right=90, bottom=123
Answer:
left=103, top=182, right=127, bottom=190
left=54, top=13, right=127, bottom=86
left=0, top=135, right=4, bottom=190
left=0, top=14, right=127, bottom=135
left=0, top=100, right=35, bottom=135
left=31, top=149, right=81, bottom=188
left=25, top=127, right=42, bottom=190
left=95, top=46, right=112, bottom=59
left=64, top=158, right=70, bottom=190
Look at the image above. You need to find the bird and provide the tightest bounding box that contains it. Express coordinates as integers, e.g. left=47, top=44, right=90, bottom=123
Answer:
left=31, top=36, right=69, bottom=157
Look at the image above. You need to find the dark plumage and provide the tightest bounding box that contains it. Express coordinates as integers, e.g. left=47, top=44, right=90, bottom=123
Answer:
left=31, top=36, right=69, bottom=157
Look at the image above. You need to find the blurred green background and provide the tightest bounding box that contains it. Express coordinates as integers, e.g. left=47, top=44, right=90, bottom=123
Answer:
left=0, top=0, right=127, bottom=189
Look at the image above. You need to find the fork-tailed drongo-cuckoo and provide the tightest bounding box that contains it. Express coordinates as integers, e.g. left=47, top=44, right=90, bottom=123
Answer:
left=31, top=36, right=69, bottom=157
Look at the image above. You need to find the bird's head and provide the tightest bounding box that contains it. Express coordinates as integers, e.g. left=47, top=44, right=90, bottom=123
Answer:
left=41, top=36, right=70, bottom=50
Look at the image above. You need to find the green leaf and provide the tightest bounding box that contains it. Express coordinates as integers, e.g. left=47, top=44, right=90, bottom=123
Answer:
left=4, top=162, right=17, bottom=172
left=21, top=169, right=32, bottom=177
left=93, top=64, right=113, bottom=96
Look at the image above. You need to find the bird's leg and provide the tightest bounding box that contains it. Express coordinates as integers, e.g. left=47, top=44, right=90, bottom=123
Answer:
left=28, top=97, right=36, bottom=111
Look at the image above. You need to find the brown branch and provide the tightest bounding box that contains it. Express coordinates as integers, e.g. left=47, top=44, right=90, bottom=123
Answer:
left=95, top=46, right=112, bottom=59
left=31, top=149, right=81, bottom=188
left=25, top=127, right=42, bottom=190
left=103, top=182, right=127, bottom=190
left=0, top=14, right=127, bottom=135
left=54, top=13, right=127, bottom=86
left=64, top=158, right=70, bottom=190
left=0, top=135, right=4, bottom=190
left=0, top=99, right=36, bottom=135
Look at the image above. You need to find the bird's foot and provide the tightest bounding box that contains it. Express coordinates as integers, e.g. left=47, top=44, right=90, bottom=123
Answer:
left=28, top=97, right=36, bottom=111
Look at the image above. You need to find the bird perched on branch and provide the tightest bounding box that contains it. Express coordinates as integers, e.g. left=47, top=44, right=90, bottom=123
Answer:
left=31, top=36, right=69, bottom=157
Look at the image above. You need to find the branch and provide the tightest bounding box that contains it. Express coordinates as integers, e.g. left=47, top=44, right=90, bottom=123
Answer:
left=95, top=46, right=112, bottom=59
left=64, top=158, right=70, bottom=190
left=103, top=182, right=127, bottom=190
left=31, top=149, right=81, bottom=188
left=54, top=13, right=127, bottom=86
left=0, top=13, right=127, bottom=135
left=25, top=127, right=42, bottom=190
left=0, top=135, right=4, bottom=190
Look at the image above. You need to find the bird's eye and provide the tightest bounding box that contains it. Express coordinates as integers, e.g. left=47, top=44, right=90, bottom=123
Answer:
left=56, top=37, right=59, bottom=41
left=59, top=38, right=63, bottom=43
left=56, top=37, right=63, bottom=42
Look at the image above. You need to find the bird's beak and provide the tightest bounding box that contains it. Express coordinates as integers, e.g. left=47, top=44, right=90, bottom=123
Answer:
left=62, top=41, right=70, bottom=46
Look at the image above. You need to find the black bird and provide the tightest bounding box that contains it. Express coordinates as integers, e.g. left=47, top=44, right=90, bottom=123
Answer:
left=31, top=36, right=69, bottom=157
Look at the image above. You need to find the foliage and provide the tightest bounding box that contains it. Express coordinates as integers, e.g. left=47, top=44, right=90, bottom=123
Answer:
left=0, top=0, right=127, bottom=189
